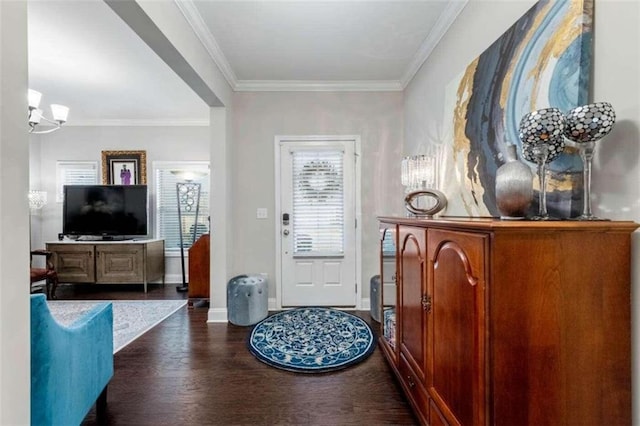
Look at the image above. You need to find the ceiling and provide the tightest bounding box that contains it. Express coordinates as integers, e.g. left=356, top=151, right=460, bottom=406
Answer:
left=27, top=0, right=466, bottom=126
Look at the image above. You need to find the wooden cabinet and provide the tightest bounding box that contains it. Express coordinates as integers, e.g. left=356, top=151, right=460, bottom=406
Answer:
left=47, top=239, right=165, bottom=293
left=96, top=244, right=145, bottom=284
left=188, top=234, right=210, bottom=301
left=378, top=217, right=637, bottom=426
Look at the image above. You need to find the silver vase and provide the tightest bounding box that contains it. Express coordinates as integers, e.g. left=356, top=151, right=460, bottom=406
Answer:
left=495, top=144, right=534, bottom=220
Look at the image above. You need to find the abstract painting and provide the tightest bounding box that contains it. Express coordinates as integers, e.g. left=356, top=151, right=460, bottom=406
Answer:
left=440, top=0, right=593, bottom=217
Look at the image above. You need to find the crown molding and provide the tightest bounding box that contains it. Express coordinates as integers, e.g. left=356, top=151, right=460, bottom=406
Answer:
left=66, top=119, right=210, bottom=127
left=174, top=0, right=238, bottom=89
left=400, top=0, right=469, bottom=89
left=235, top=80, right=403, bottom=92
left=176, top=0, right=466, bottom=93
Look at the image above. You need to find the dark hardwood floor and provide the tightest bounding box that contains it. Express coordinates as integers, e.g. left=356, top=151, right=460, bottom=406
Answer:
left=50, top=283, right=417, bottom=425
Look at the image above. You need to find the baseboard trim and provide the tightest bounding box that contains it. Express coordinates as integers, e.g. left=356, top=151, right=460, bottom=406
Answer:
left=361, top=297, right=371, bottom=311
left=207, top=307, right=228, bottom=323
left=268, top=298, right=277, bottom=310
left=162, top=273, right=183, bottom=284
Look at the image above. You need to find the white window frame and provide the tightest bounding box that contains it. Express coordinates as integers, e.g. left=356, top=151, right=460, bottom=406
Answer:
left=153, top=161, right=210, bottom=256
left=55, top=161, right=99, bottom=202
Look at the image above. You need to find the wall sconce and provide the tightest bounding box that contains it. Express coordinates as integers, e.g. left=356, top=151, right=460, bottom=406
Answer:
left=28, top=89, right=69, bottom=134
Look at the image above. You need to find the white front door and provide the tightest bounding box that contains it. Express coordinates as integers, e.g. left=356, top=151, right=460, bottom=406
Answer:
left=278, top=139, right=357, bottom=307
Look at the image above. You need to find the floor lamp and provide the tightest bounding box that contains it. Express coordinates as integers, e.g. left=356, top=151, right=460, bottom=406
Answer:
left=176, top=182, right=201, bottom=293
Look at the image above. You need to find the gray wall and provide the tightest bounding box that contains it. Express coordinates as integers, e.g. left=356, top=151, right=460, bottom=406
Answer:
left=231, top=91, right=405, bottom=305
left=404, top=0, right=640, bottom=422
left=29, top=125, right=210, bottom=282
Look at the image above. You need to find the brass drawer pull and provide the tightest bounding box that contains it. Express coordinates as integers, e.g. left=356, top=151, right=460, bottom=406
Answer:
left=421, top=294, right=432, bottom=313
left=407, top=375, right=415, bottom=388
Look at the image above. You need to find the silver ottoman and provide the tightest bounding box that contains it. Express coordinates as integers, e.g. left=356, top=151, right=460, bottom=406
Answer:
left=227, top=274, right=268, bottom=326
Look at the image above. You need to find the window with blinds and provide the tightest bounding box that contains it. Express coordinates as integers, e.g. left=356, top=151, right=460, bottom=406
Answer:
left=56, top=161, right=98, bottom=202
left=292, top=150, right=344, bottom=256
left=154, top=162, right=209, bottom=252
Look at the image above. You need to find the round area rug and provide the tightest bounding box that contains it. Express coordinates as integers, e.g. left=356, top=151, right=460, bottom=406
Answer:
left=248, top=307, right=376, bottom=373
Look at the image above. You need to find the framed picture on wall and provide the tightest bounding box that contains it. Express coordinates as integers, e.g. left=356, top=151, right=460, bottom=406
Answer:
left=101, top=150, right=147, bottom=185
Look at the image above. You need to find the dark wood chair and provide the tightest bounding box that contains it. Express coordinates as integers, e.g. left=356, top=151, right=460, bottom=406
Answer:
left=30, top=250, right=58, bottom=299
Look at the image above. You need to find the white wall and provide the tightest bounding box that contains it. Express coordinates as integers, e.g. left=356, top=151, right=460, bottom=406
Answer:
left=30, top=125, right=210, bottom=282
left=0, top=1, right=30, bottom=423
left=404, top=0, right=640, bottom=423
left=232, top=91, right=404, bottom=306
left=208, top=106, right=233, bottom=321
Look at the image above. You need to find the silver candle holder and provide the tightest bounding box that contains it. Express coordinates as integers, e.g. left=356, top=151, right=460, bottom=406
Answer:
left=563, top=102, right=616, bottom=221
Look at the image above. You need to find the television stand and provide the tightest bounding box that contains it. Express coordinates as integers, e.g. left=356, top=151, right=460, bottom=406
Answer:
left=46, top=239, right=165, bottom=293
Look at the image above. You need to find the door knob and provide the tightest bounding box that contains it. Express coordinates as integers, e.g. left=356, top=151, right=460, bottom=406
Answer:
left=283, top=229, right=289, bottom=236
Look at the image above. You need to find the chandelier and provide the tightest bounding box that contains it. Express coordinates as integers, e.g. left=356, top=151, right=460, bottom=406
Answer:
left=28, top=89, right=69, bottom=134
left=28, top=190, right=47, bottom=211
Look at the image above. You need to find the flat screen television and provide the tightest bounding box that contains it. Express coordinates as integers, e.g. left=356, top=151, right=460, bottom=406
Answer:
left=63, top=185, right=148, bottom=239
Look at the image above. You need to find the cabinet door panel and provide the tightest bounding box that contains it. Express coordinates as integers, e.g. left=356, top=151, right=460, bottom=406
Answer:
left=379, top=224, right=398, bottom=361
left=398, top=226, right=427, bottom=383
left=427, top=230, right=487, bottom=426
left=96, top=244, right=144, bottom=283
left=48, top=244, right=95, bottom=283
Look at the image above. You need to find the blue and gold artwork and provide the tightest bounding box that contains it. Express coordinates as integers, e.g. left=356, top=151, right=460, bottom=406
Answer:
left=444, top=0, right=592, bottom=217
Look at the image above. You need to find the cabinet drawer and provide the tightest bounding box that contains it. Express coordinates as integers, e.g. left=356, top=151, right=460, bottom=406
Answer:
left=399, top=353, right=429, bottom=425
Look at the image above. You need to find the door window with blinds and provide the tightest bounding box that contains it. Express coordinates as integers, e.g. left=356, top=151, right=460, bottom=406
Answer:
left=56, top=161, right=98, bottom=202
left=154, top=162, right=209, bottom=253
left=292, top=150, right=344, bottom=256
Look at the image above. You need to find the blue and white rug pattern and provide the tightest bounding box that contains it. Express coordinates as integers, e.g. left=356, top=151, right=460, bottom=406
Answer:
left=248, top=307, right=376, bottom=373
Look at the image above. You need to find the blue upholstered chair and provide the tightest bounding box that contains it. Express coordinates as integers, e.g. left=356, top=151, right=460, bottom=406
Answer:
left=31, top=294, right=114, bottom=426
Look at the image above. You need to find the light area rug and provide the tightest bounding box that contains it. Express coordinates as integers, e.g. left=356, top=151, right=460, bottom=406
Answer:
left=47, top=300, right=187, bottom=353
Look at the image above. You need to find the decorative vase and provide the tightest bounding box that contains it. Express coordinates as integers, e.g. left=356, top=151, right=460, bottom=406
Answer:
left=518, top=108, right=566, bottom=220
left=495, top=144, right=534, bottom=220
left=564, top=102, right=616, bottom=220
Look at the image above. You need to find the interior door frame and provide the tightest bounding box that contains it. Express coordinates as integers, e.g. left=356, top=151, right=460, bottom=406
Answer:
left=274, top=135, right=362, bottom=310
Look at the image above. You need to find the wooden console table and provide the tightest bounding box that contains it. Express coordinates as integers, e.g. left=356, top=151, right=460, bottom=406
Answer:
left=46, top=239, right=165, bottom=293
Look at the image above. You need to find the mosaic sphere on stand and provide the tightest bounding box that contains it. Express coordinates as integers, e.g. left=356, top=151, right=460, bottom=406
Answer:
left=518, top=107, right=566, bottom=145
left=522, top=139, right=564, bottom=164
left=518, top=107, right=566, bottom=221
left=564, top=102, right=616, bottom=143
left=563, top=102, right=616, bottom=220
